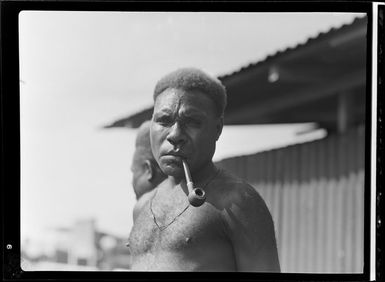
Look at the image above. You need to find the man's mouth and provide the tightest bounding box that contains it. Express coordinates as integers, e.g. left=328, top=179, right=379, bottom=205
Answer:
left=164, top=154, right=183, bottom=161
left=161, top=152, right=188, bottom=164
left=165, top=150, right=186, bottom=158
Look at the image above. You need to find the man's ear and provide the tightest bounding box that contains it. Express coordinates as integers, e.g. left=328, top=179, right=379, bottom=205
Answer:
left=215, top=116, right=224, bottom=141
left=144, top=160, right=154, bottom=181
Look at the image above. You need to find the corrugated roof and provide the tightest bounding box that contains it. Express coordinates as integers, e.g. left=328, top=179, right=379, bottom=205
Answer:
left=218, top=16, right=366, bottom=81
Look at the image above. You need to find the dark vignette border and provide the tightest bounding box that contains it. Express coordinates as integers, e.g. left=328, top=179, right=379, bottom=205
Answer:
left=376, top=3, right=384, bottom=282
left=0, top=1, right=376, bottom=281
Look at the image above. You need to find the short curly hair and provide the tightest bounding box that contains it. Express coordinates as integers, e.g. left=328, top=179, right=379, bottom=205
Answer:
left=153, top=67, right=227, bottom=117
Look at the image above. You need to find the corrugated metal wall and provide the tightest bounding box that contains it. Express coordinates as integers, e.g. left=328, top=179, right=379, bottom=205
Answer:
left=216, top=126, right=365, bottom=273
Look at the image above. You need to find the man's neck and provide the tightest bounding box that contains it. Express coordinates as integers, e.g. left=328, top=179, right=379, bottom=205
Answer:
left=190, top=161, right=217, bottom=188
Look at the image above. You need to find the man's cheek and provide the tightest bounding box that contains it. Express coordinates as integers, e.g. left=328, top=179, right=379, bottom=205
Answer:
left=151, top=138, right=162, bottom=157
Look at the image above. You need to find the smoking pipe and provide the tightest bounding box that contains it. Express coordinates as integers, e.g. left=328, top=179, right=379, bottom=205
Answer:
left=182, top=159, right=206, bottom=207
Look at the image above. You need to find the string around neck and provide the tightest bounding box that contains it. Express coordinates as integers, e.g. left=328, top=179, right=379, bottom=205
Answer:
left=150, top=167, right=221, bottom=231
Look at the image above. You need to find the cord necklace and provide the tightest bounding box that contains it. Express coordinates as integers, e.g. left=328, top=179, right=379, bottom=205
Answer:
left=150, top=167, right=220, bottom=231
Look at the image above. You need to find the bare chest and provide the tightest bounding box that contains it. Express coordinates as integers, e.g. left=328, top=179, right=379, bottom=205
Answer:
left=128, top=199, right=224, bottom=256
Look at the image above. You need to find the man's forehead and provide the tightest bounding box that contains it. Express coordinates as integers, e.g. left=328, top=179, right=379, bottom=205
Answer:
left=153, top=88, right=213, bottom=114
left=154, top=103, right=205, bottom=115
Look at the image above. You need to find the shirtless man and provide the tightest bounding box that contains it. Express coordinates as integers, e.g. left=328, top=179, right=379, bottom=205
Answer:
left=131, top=120, right=165, bottom=200
left=128, top=68, right=280, bottom=272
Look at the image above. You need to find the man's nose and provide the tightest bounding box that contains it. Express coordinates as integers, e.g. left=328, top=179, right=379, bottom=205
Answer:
left=166, top=122, right=186, bottom=148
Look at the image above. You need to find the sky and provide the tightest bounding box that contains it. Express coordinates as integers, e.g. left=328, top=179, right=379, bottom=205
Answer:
left=19, top=11, right=365, bottom=247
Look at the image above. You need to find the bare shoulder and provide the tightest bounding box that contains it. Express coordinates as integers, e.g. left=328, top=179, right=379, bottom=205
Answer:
left=211, top=168, right=275, bottom=239
left=132, top=189, right=156, bottom=222
left=211, top=168, right=280, bottom=272
left=211, top=169, right=271, bottom=215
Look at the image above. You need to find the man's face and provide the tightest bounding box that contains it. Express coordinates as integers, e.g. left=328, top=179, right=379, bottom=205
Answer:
left=150, top=88, right=222, bottom=177
left=131, top=149, right=152, bottom=199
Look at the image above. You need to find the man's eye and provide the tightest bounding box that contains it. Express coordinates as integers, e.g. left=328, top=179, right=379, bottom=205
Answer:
left=185, top=118, right=202, bottom=127
left=156, top=116, right=172, bottom=126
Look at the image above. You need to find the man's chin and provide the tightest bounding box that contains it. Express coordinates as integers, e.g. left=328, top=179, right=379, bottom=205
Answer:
left=160, top=162, right=184, bottom=177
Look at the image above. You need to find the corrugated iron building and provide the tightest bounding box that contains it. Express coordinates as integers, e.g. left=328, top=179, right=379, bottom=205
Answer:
left=216, top=126, right=365, bottom=273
